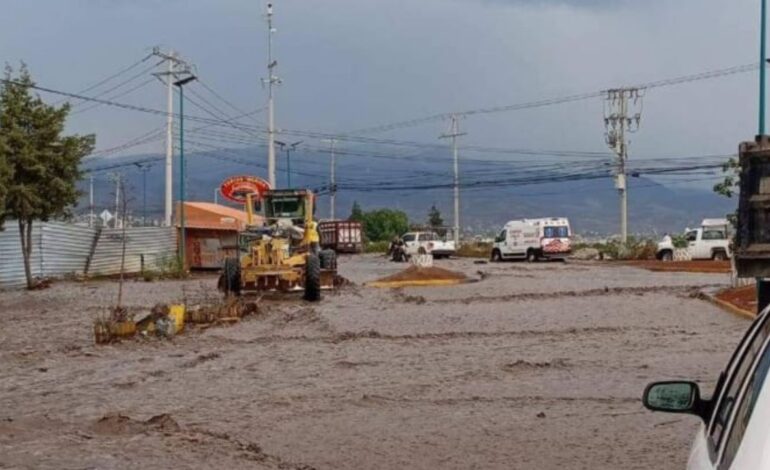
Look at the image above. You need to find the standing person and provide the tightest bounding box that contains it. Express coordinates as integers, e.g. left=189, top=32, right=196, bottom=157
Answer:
left=304, top=220, right=320, bottom=254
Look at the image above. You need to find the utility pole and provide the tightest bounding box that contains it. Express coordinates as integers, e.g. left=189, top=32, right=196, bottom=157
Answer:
left=264, top=3, right=281, bottom=188
left=152, top=47, right=192, bottom=227
left=109, top=173, right=122, bottom=229
left=134, top=163, right=152, bottom=226
left=89, top=173, right=94, bottom=228
left=440, top=115, right=466, bottom=247
left=322, top=139, right=338, bottom=219
left=604, top=88, right=643, bottom=244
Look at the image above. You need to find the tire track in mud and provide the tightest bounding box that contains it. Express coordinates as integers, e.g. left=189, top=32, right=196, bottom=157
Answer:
left=203, top=324, right=699, bottom=347
left=355, top=394, right=639, bottom=407
left=397, top=284, right=724, bottom=305
left=88, top=413, right=317, bottom=469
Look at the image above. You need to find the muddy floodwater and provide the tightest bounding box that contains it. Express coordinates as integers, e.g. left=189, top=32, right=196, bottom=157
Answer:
left=0, top=256, right=750, bottom=469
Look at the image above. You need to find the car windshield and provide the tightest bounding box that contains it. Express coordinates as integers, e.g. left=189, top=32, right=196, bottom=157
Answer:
left=543, top=226, right=569, bottom=238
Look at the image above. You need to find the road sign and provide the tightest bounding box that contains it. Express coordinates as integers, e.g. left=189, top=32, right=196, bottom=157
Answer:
left=219, top=176, right=271, bottom=204
left=99, top=210, right=113, bottom=225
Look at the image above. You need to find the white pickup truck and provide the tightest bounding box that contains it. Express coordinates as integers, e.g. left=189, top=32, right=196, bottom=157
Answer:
left=656, top=219, right=732, bottom=261
left=401, top=231, right=456, bottom=259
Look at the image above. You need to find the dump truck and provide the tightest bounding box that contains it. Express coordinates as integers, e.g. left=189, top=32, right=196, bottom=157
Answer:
left=218, top=185, right=337, bottom=301
left=318, top=220, right=363, bottom=253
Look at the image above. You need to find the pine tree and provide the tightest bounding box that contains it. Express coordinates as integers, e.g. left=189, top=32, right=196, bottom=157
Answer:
left=0, top=64, right=95, bottom=288
left=428, top=204, right=444, bottom=231
left=0, top=124, right=10, bottom=227
left=349, top=200, right=363, bottom=221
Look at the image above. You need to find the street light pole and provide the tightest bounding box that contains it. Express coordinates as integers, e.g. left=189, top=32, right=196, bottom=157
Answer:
left=175, top=75, right=197, bottom=270
left=759, top=0, right=770, bottom=313
left=761, top=0, right=767, bottom=135
left=276, top=140, right=303, bottom=188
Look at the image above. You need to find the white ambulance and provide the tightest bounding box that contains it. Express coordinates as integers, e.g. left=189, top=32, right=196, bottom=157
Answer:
left=490, top=218, right=572, bottom=262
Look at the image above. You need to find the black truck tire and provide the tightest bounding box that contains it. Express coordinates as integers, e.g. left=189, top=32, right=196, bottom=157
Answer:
left=304, top=254, right=322, bottom=302
left=223, top=257, right=241, bottom=296
left=320, top=249, right=337, bottom=270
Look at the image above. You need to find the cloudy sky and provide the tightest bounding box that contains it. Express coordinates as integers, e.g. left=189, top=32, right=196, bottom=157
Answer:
left=0, top=0, right=764, bottom=189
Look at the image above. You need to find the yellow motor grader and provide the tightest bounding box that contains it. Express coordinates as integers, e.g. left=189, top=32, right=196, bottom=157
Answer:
left=219, top=188, right=337, bottom=301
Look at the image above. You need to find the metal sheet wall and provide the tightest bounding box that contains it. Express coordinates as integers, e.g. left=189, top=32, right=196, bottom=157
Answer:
left=88, top=227, right=176, bottom=276
left=0, top=222, right=177, bottom=289
left=0, top=223, right=42, bottom=289
left=40, top=223, right=96, bottom=276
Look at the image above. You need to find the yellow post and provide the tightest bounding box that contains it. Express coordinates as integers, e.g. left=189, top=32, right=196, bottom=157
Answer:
left=245, top=193, right=255, bottom=225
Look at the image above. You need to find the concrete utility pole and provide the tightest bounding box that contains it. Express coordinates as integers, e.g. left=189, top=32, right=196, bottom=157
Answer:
left=440, top=115, right=466, bottom=247
left=321, top=139, right=338, bottom=219
left=110, top=173, right=122, bottom=229
left=152, top=47, right=192, bottom=227
left=264, top=3, right=281, bottom=188
left=604, top=88, right=643, bottom=244
left=89, top=173, right=94, bottom=228
left=134, top=163, right=152, bottom=226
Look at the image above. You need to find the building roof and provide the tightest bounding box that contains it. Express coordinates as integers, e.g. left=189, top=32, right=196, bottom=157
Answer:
left=175, top=202, right=262, bottom=231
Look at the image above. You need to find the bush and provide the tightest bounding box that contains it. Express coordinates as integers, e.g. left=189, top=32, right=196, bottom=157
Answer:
left=583, top=237, right=657, bottom=260
left=456, top=242, right=492, bottom=258
left=359, top=209, right=410, bottom=242
left=365, top=241, right=390, bottom=253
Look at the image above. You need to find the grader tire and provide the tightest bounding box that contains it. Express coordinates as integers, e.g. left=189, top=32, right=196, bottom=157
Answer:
left=223, top=258, right=241, bottom=296
left=304, top=254, right=322, bottom=302
left=320, top=249, right=337, bottom=270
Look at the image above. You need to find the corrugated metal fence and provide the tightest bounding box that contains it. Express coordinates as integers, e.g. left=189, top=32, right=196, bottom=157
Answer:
left=0, top=221, right=176, bottom=289
left=89, top=227, right=177, bottom=276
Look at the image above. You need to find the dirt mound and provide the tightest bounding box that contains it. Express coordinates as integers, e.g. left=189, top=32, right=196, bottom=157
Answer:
left=91, top=413, right=181, bottom=435
left=623, top=260, right=731, bottom=273
left=501, top=358, right=570, bottom=372
left=716, top=285, right=757, bottom=315
left=375, top=266, right=467, bottom=283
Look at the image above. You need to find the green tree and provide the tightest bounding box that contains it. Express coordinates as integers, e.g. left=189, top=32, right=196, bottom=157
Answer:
left=713, top=157, right=739, bottom=198
left=360, top=208, right=409, bottom=242
left=0, top=64, right=95, bottom=288
left=427, top=204, right=445, bottom=236
left=349, top=200, right=363, bottom=221
left=0, top=123, right=10, bottom=227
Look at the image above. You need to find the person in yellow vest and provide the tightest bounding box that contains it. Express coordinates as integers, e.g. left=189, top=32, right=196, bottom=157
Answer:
left=304, top=220, right=320, bottom=254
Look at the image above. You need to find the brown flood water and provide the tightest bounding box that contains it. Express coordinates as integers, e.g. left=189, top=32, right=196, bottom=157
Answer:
left=0, top=256, right=749, bottom=469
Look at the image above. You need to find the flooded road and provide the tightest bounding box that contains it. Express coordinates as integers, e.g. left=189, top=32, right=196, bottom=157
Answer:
left=0, top=256, right=749, bottom=469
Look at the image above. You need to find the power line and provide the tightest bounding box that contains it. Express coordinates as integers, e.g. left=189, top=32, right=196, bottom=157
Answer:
left=52, top=53, right=154, bottom=105
left=70, top=62, right=160, bottom=109
left=71, top=78, right=156, bottom=116
left=343, top=62, right=762, bottom=136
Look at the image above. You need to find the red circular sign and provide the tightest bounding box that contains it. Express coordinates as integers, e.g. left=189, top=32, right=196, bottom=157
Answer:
left=220, top=176, right=272, bottom=204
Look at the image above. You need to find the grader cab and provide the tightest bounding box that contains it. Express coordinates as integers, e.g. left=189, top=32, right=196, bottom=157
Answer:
left=219, top=188, right=337, bottom=301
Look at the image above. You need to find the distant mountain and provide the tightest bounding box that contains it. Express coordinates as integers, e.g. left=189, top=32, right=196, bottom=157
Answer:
left=79, top=146, right=736, bottom=236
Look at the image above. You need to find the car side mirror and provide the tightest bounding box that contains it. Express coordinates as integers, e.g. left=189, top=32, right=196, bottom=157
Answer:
left=643, top=381, right=703, bottom=417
